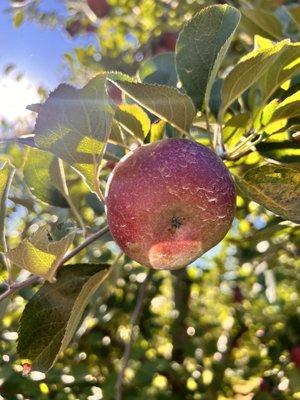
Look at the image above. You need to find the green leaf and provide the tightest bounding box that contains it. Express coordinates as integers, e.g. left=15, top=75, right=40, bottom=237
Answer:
left=256, top=132, right=300, bottom=164
left=50, top=220, right=77, bottom=241
left=223, top=113, right=251, bottom=149
left=255, top=99, right=288, bottom=135
left=114, top=104, right=151, bottom=141
left=17, top=263, right=109, bottom=372
left=109, top=121, right=124, bottom=145
left=209, top=78, right=223, bottom=118
left=6, top=225, right=75, bottom=281
left=13, top=11, right=24, bottom=28
left=108, top=80, right=196, bottom=134
left=149, top=120, right=166, bottom=142
left=23, top=148, right=69, bottom=208
left=235, top=164, right=300, bottom=223
left=176, top=4, right=241, bottom=110
left=288, top=368, right=300, bottom=392
left=289, top=6, right=300, bottom=25
left=241, top=8, right=283, bottom=40
left=259, top=99, right=279, bottom=126
left=220, top=40, right=288, bottom=121
left=254, top=35, right=273, bottom=49
left=34, top=75, right=115, bottom=193
left=252, top=393, right=273, bottom=400
left=138, top=52, right=177, bottom=87
left=271, top=91, right=300, bottom=122
left=259, top=43, right=300, bottom=103
left=0, top=162, right=14, bottom=252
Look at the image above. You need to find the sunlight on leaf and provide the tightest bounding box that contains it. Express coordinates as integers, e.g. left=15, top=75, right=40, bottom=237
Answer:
left=6, top=225, right=75, bottom=281
left=259, top=43, right=300, bottom=103
left=23, top=148, right=68, bottom=208
left=108, top=79, right=196, bottom=134
left=220, top=40, right=288, bottom=121
left=34, top=75, right=115, bottom=193
left=235, top=164, right=300, bottom=223
left=0, top=162, right=14, bottom=252
left=271, top=91, right=300, bottom=122
left=114, top=104, right=151, bottom=141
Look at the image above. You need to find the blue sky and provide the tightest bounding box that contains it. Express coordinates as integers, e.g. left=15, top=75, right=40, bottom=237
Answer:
left=0, top=0, right=96, bottom=90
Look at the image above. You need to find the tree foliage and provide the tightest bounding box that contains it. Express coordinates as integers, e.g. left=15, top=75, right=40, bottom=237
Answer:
left=0, top=0, right=300, bottom=399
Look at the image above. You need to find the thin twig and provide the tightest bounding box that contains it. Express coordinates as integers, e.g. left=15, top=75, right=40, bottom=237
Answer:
left=226, top=130, right=258, bottom=159
left=228, top=135, right=263, bottom=160
left=115, top=269, right=154, bottom=400
left=57, top=159, right=87, bottom=237
left=62, top=225, right=109, bottom=265
left=0, top=225, right=110, bottom=302
left=0, top=165, right=15, bottom=283
left=205, top=111, right=214, bottom=149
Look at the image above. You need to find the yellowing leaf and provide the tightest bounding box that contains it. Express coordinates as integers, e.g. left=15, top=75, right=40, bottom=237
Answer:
left=13, top=10, right=24, bottom=28
left=235, top=164, right=300, bottom=223
left=6, top=226, right=75, bottom=281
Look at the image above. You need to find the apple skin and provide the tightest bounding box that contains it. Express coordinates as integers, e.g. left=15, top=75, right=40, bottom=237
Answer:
left=107, top=83, right=122, bottom=105
left=290, top=345, right=300, bottom=368
left=152, top=32, right=178, bottom=54
left=105, top=139, right=236, bottom=270
left=87, top=0, right=110, bottom=18
left=65, top=19, right=82, bottom=37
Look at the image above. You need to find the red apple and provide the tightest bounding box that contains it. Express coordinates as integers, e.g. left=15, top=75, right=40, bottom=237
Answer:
left=65, top=19, right=82, bottom=37
left=87, top=0, right=110, bottom=18
left=107, top=83, right=122, bottom=105
left=152, top=32, right=178, bottom=54
left=233, top=286, right=244, bottom=303
left=85, top=23, right=97, bottom=33
left=104, top=160, right=116, bottom=171
left=259, top=378, right=271, bottom=392
left=105, top=139, right=236, bottom=270
left=290, top=345, right=300, bottom=368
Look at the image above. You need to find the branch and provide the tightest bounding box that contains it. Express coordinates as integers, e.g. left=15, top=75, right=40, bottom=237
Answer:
left=57, top=158, right=87, bottom=237
left=171, top=269, right=190, bottom=364
left=0, top=165, right=16, bottom=283
left=115, top=269, right=154, bottom=400
left=205, top=111, right=214, bottom=149
left=0, top=225, right=110, bottom=302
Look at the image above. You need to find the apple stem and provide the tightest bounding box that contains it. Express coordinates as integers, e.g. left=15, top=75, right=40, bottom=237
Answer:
left=115, top=269, right=154, bottom=400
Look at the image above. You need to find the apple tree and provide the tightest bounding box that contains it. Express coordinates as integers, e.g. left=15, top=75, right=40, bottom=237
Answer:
left=0, top=1, right=300, bottom=399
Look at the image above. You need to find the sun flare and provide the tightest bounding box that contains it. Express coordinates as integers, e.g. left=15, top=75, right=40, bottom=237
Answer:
left=0, top=77, right=39, bottom=123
